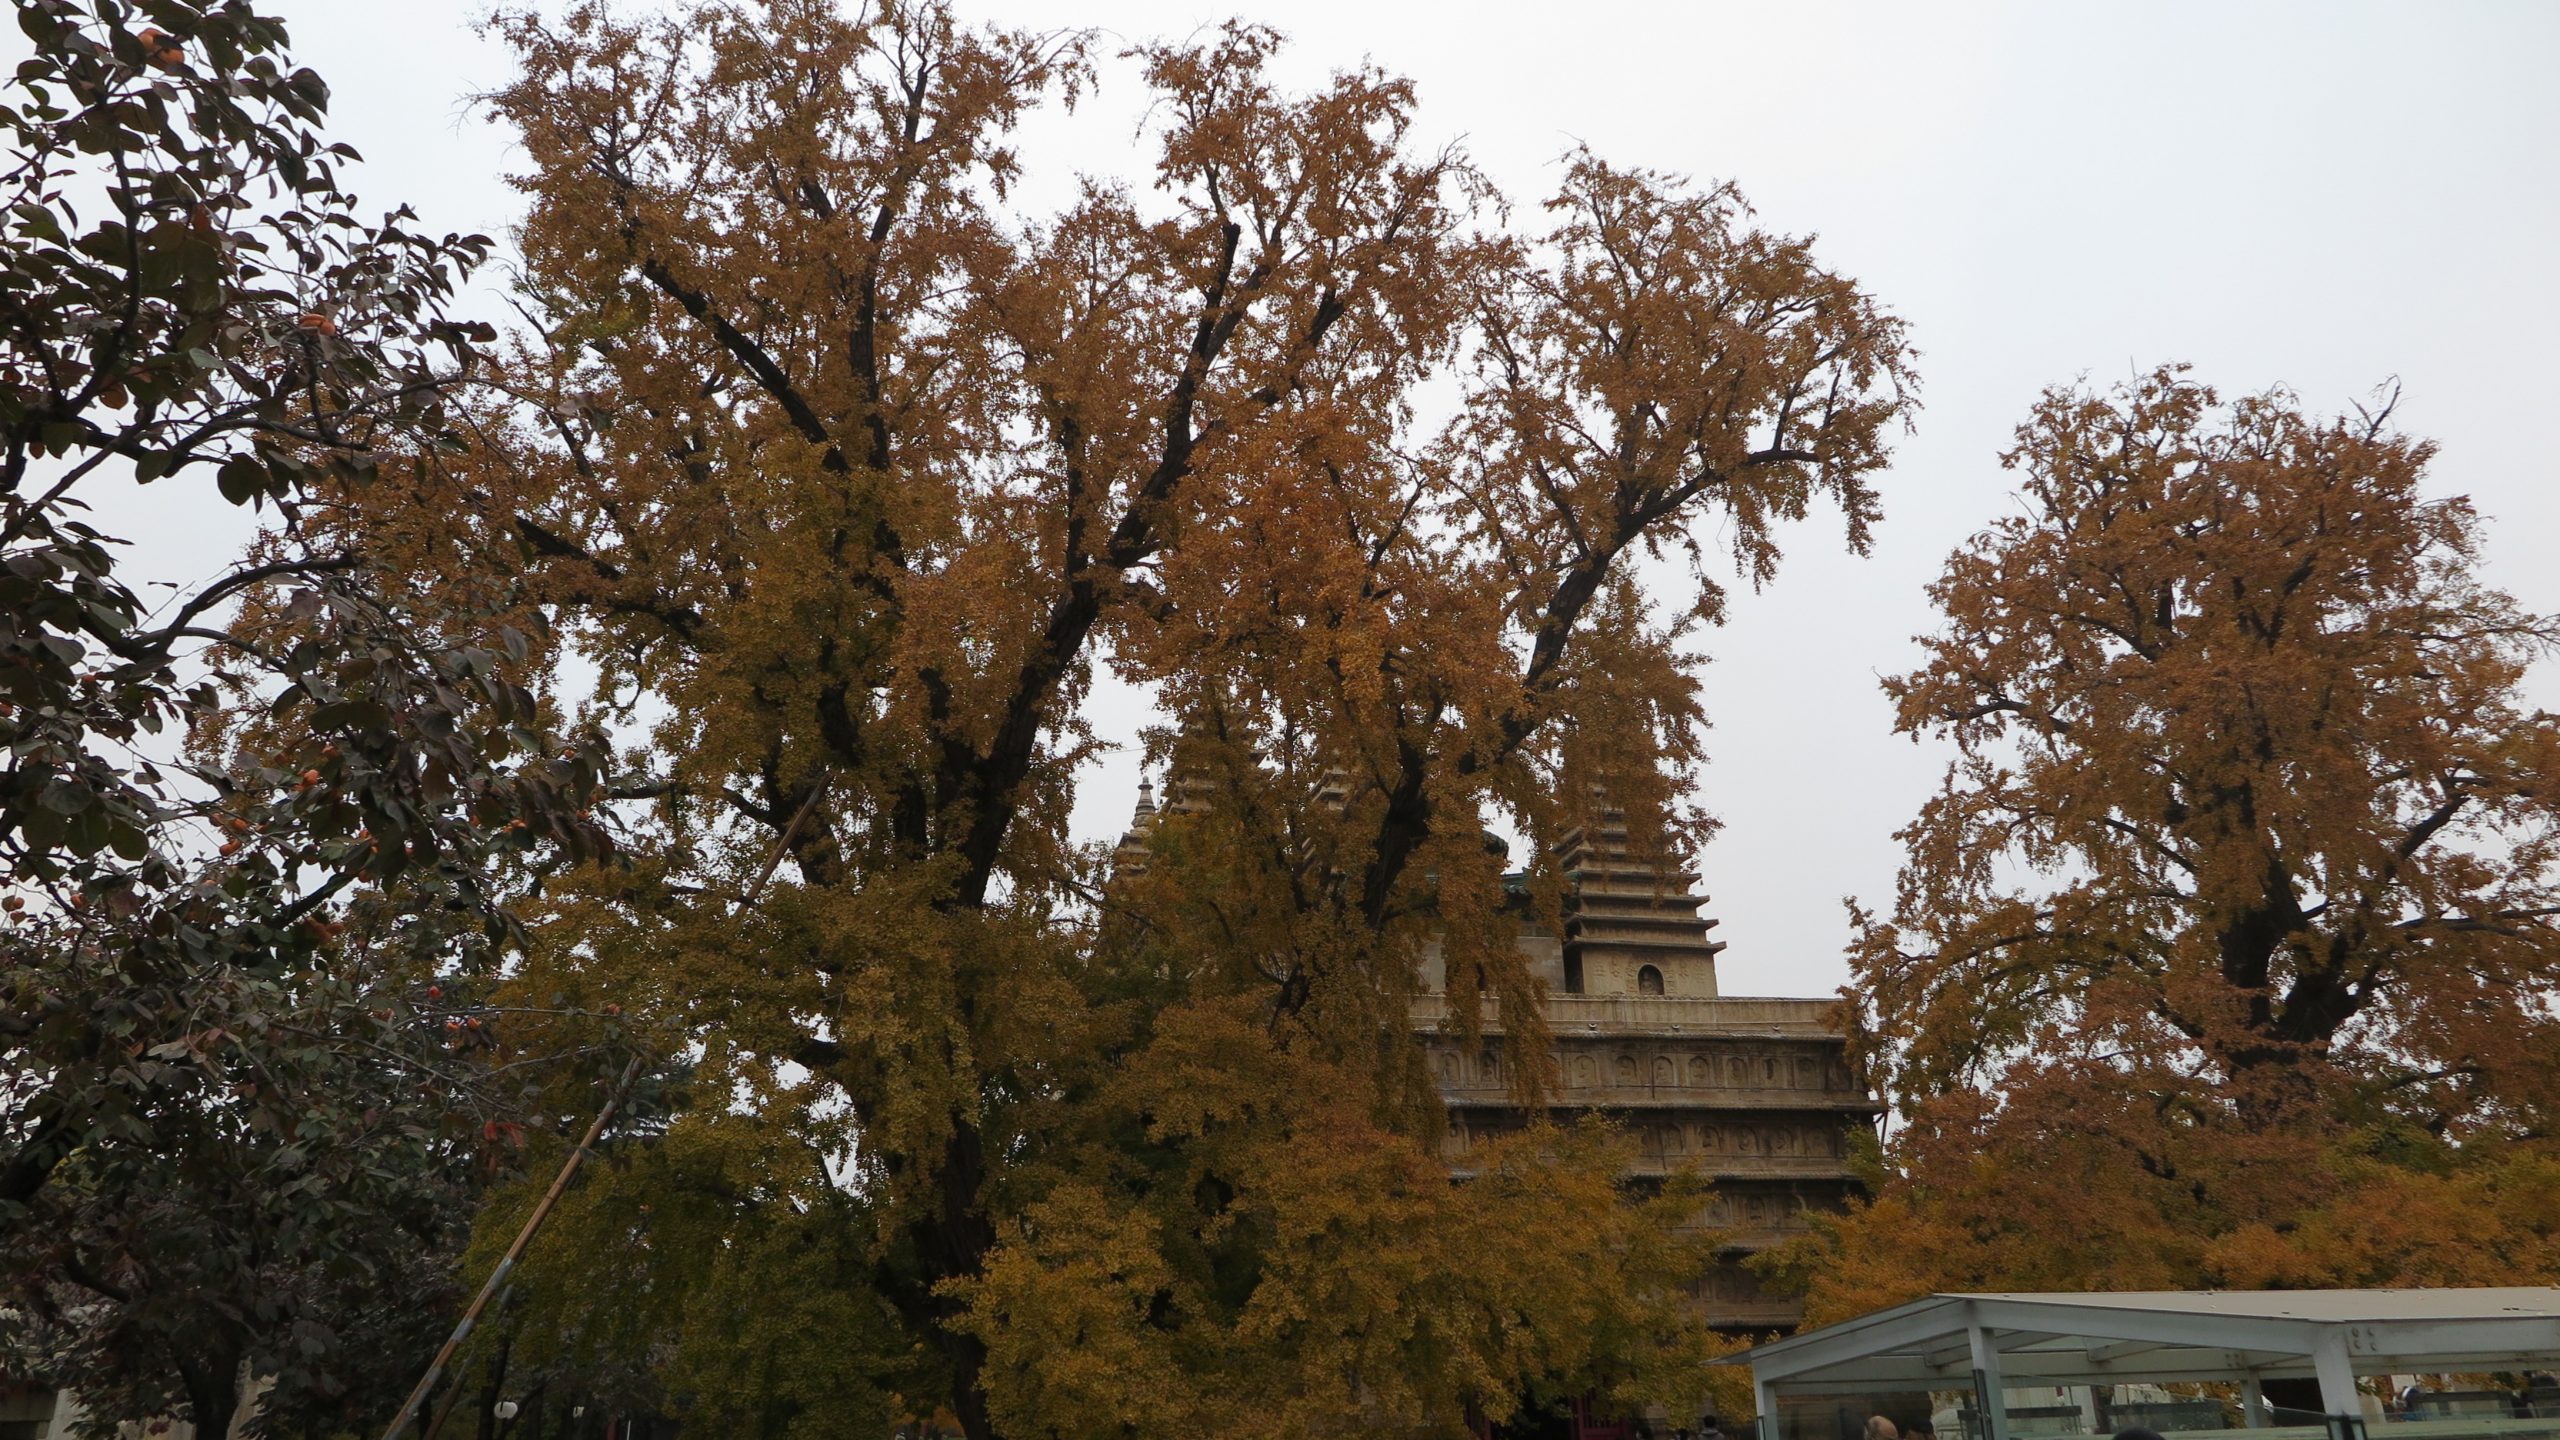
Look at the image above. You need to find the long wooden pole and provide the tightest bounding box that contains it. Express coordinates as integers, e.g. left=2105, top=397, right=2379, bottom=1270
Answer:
left=379, top=1056, right=641, bottom=1440
left=738, top=770, right=827, bottom=910
left=414, top=1285, right=503, bottom=1440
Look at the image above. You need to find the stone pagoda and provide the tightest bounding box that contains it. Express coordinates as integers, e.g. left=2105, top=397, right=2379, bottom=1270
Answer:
left=1412, top=810, right=1877, bottom=1334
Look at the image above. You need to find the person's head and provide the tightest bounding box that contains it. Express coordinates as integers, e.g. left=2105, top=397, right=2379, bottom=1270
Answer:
left=1864, top=1416, right=1901, bottom=1440
left=1700, top=1416, right=1721, bottom=1434
left=2113, top=1427, right=2168, bottom=1440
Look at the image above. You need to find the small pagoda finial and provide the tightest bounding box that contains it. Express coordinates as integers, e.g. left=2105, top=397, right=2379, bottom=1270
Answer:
left=1113, top=775, right=1161, bottom=879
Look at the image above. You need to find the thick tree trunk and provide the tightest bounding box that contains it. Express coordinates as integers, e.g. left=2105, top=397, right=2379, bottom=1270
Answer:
left=932, top=1121, right=1002, bottom=1440
left=176, top=1352, right=243, bottom=1440
left=949, top=1335, right=996, bottom=1440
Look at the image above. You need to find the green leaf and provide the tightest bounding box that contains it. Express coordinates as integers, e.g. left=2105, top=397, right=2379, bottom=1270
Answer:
left=309, top=698, right=390, bottom=730
left=217, top=456, right=268, bottom=505
left=37, top=778, right=94, bottom=815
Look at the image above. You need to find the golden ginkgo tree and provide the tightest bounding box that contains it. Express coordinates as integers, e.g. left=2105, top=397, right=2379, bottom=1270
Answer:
left=330, top=2, right=1915, bottom=1434
left=1813, top=368, right=2560, bottom=1310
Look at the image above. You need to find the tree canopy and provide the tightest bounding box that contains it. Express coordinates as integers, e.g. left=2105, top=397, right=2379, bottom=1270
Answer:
left=304, top=1, right=1916, bottom=1435
left=0, top=2, right=616, bottom=1431
left=1806, top=368, right=2560, bottom=1312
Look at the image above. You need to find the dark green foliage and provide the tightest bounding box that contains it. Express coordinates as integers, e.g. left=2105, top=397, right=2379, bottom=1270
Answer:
left=0, top=4, right=620, bottom=1434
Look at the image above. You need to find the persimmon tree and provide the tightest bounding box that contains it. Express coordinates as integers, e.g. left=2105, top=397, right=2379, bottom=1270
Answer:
left=1817, top=369, right=2560, bottom=1308
left=348, top=2, right=1914, bottom=1434
left=0, top=3, right=614, bottom=1432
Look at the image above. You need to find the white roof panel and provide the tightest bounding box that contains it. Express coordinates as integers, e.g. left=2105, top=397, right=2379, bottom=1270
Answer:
left=1732, top=1287, right=2560, bottom=1396
left=1939, top=1289, right=2560, bottom=1323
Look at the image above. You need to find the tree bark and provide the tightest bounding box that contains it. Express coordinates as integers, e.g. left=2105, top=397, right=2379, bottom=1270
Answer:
left=175, top=1350, right=243, bottom=1440
left=472, top=1334, right=513, bottom=1440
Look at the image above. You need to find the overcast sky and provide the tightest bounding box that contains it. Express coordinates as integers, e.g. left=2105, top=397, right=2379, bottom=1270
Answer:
left=78, top=1, right=2560, bottom=998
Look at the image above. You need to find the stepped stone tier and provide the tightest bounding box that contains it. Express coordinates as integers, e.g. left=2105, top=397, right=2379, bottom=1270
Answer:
left=1416, top=812, right=1877, bottom=1334
left=1116, top=791, right=1879, bottom=1336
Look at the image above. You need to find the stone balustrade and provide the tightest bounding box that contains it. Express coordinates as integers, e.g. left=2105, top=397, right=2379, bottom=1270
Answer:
left=1412, top=992, right=1848, bottom=1037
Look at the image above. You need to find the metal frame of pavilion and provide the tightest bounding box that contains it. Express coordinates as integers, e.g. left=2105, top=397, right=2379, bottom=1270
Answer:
left=1727, top=1289, right=2560, bottom=1440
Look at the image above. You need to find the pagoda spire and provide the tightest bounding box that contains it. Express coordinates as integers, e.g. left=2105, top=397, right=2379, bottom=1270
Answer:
left=1112, top=774, right=1162, bottom=877
left=1555, top=808, right=1724, bottom=997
